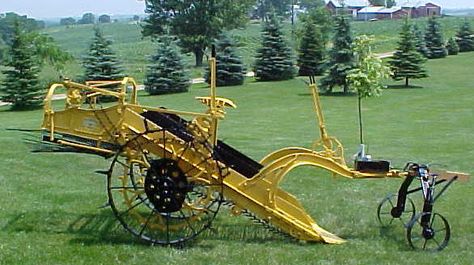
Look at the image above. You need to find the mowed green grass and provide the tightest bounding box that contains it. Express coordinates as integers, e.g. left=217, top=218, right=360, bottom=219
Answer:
left=40, top=16, right=474, bottom=82
left=0, top=52, right=473, bottom=264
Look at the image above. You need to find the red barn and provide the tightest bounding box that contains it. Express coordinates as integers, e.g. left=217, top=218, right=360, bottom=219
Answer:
left=326, top=0, right=367, bottom=18
left=400, top=1, right=442, bottom=18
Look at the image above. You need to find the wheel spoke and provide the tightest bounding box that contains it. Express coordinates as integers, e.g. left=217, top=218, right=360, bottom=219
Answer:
left=180, top=209, right=197, bottom=235
left=407, top=212, right=451, bottom=251
left=108, top=127, right=223, bottom=246
left=118, top=197, right=148, bottom=218
left=388, top=199, right=394, bottom=208
left=162, top=129, right=166, bottom=159
left=116, top=159, right=128, bottom=169
left=110, top=186, right=144, bottom=190
left=143, top=152, right=153, bottom=166
left=431, top=214, right=437, bottom=228
left=183, top=158, right=209, bottom=175
left=377, top=194, right=415, bottom=227
left=177, top=142, right=191, bottom=161
left=165, top=213, right=170, bottom=244
left=432, top=237, right=441, bottom=248
left=139, top=209, right=155, bottom=237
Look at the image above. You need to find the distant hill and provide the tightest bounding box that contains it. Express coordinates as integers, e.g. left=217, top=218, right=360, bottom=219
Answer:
left=444, top=8, right=474, bottom=16
left=37, top=16, right=474, bottom=83
left=42, top=14, right=145, bottom=27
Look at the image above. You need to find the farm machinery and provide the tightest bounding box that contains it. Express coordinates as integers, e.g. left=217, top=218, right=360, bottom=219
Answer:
left=39, top=56, right=468, bottom=251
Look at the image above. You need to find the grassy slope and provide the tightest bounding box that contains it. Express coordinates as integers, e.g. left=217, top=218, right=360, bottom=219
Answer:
left=41, top=17, right=474, bottom=83
left=0, top=50, right=473, bottom=264
left=352, top=16, right=474, bottom=53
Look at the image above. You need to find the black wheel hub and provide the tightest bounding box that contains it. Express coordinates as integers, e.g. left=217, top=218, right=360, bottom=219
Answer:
left=144, top=158, right=189, bottom=213
left=391, top=207, right=402, bottom=218
left=422, top=227, right=435, bottom=239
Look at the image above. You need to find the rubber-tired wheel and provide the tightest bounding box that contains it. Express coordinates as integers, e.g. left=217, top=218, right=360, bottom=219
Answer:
left=107, top=127, right=225, bottom=246
left=406, top=212, right=450, bottom=251
left=377, top=193, right=415, bottom=227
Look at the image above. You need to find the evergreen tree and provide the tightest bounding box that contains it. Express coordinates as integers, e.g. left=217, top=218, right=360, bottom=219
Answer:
left=412, top=25, right=430, bottom=58
left=299, top=0, right=325, bottom=10
left=298, top=21, right=325, bottom=76
left=205, top=34, right=245, bottom=86
left=320, top=15, right=355, bottom=94
left=369, top=0, right=396, bottom=8
left=390, top=19, right=428, bottom=87
left=255, top=0, right=292, bottom=20
left=0, top=21, right=42, bottom=109
left=297, top=9, right=328, bottom=76
left=145, top=36, right=189, bottom=95
left=455, top=20, right=474, bottom=52
left=425, top=17, right=447, bottom=59
left=446, top=37, right=459, bottom=55
left=83, top=27, right=124, bottom=81
left=254, top=15, right=295, bottom=81
left=143, top=0, right=254, bottom=66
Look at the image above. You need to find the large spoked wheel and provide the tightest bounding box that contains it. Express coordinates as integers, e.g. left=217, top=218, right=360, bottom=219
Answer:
left=107, top=127, right=225, bottom=246
left=377, top=193, right=416, bottom=227
left=406, top=212, right=450, bottom=251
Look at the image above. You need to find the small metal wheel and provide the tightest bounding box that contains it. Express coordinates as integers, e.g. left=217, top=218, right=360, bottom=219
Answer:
left=406, top=212, right=451, bottom=251
left=107, top=124, right=226, bottom=246
left=377, top=193, right=415, bottom=227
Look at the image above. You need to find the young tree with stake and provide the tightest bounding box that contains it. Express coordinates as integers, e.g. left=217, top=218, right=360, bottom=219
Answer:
left=347, top=35, right=391, bottom=147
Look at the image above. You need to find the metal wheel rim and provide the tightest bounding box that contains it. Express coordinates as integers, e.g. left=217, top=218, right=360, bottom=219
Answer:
left=406, top=212, right=451, bottom=251
left=377, top=193, right=416, bottom=227
left=107, top=127, right=224, bottom=245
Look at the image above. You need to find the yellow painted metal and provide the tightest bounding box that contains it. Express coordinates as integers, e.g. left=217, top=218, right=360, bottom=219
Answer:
left=209, top=57, right=219, bottom=146
left=40, top=61, right=411, bottom=245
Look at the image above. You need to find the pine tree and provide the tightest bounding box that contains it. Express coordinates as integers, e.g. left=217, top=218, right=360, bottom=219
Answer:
left=424, top=17, right=447, bottom=59
left=145, top=36, right=189, bottom=95
left=390, top=19, right=428, bottom=87
left=0, top=21, right=42, bottom=109
left=205, top=34, right=245, bottom=86
left=455, top=20, right=474, bottom=52
left=82, top=27, right=123, bottom=81
left=297, top=15, right=326, bottom=76
left=446, top=37, right=460, bottom=55
left=320, top=15, right=355, bottom=94
left=254, top=15, right=295, bottom=81
left=412, top=25, right=430, bottom=58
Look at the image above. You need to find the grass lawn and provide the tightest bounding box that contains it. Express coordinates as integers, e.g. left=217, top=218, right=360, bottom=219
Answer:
left=0, top=51, right=473, bottom=264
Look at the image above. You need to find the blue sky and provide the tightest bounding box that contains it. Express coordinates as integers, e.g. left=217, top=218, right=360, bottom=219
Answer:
left=0, top=0, right=146, bottom=19
left=0, top=0, right=473, bottom=19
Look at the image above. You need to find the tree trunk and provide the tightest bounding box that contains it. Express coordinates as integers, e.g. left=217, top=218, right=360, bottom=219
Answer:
left=405, top=77, right=409, bottom=87
left=194, top=49, right=204, bottom=67
left=291, top=3, right=295, bottom=26
left=358, top=95, right=364, bottom=144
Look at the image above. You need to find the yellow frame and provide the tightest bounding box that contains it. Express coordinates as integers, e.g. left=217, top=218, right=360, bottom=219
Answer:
left=40, top=58, right=467, bottom=245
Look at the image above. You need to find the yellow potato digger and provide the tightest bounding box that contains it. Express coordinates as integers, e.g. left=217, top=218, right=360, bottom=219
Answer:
left=39, top=56, right=468, bottom=250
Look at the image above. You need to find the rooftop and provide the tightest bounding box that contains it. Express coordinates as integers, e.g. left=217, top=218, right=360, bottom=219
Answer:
left=358, top=6, right=403, bottom=13
left=327, top=0, right=368, bottom=8
left=399, top=1, right=440, bottom=8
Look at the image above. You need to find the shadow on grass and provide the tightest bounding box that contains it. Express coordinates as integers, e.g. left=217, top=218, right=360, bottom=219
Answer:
left=297, top=92, right=358, bottom=97
left=385, top=84, right=423, bottom=89
left=378, top=226, right=412, bottom=251
left=2, top=209, right=141, bottom=246
left=2, top=105, right=43, bottom=112
left=199, top=219, right=292, bottom=244
left=2, top=209, right=293, bottom=248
